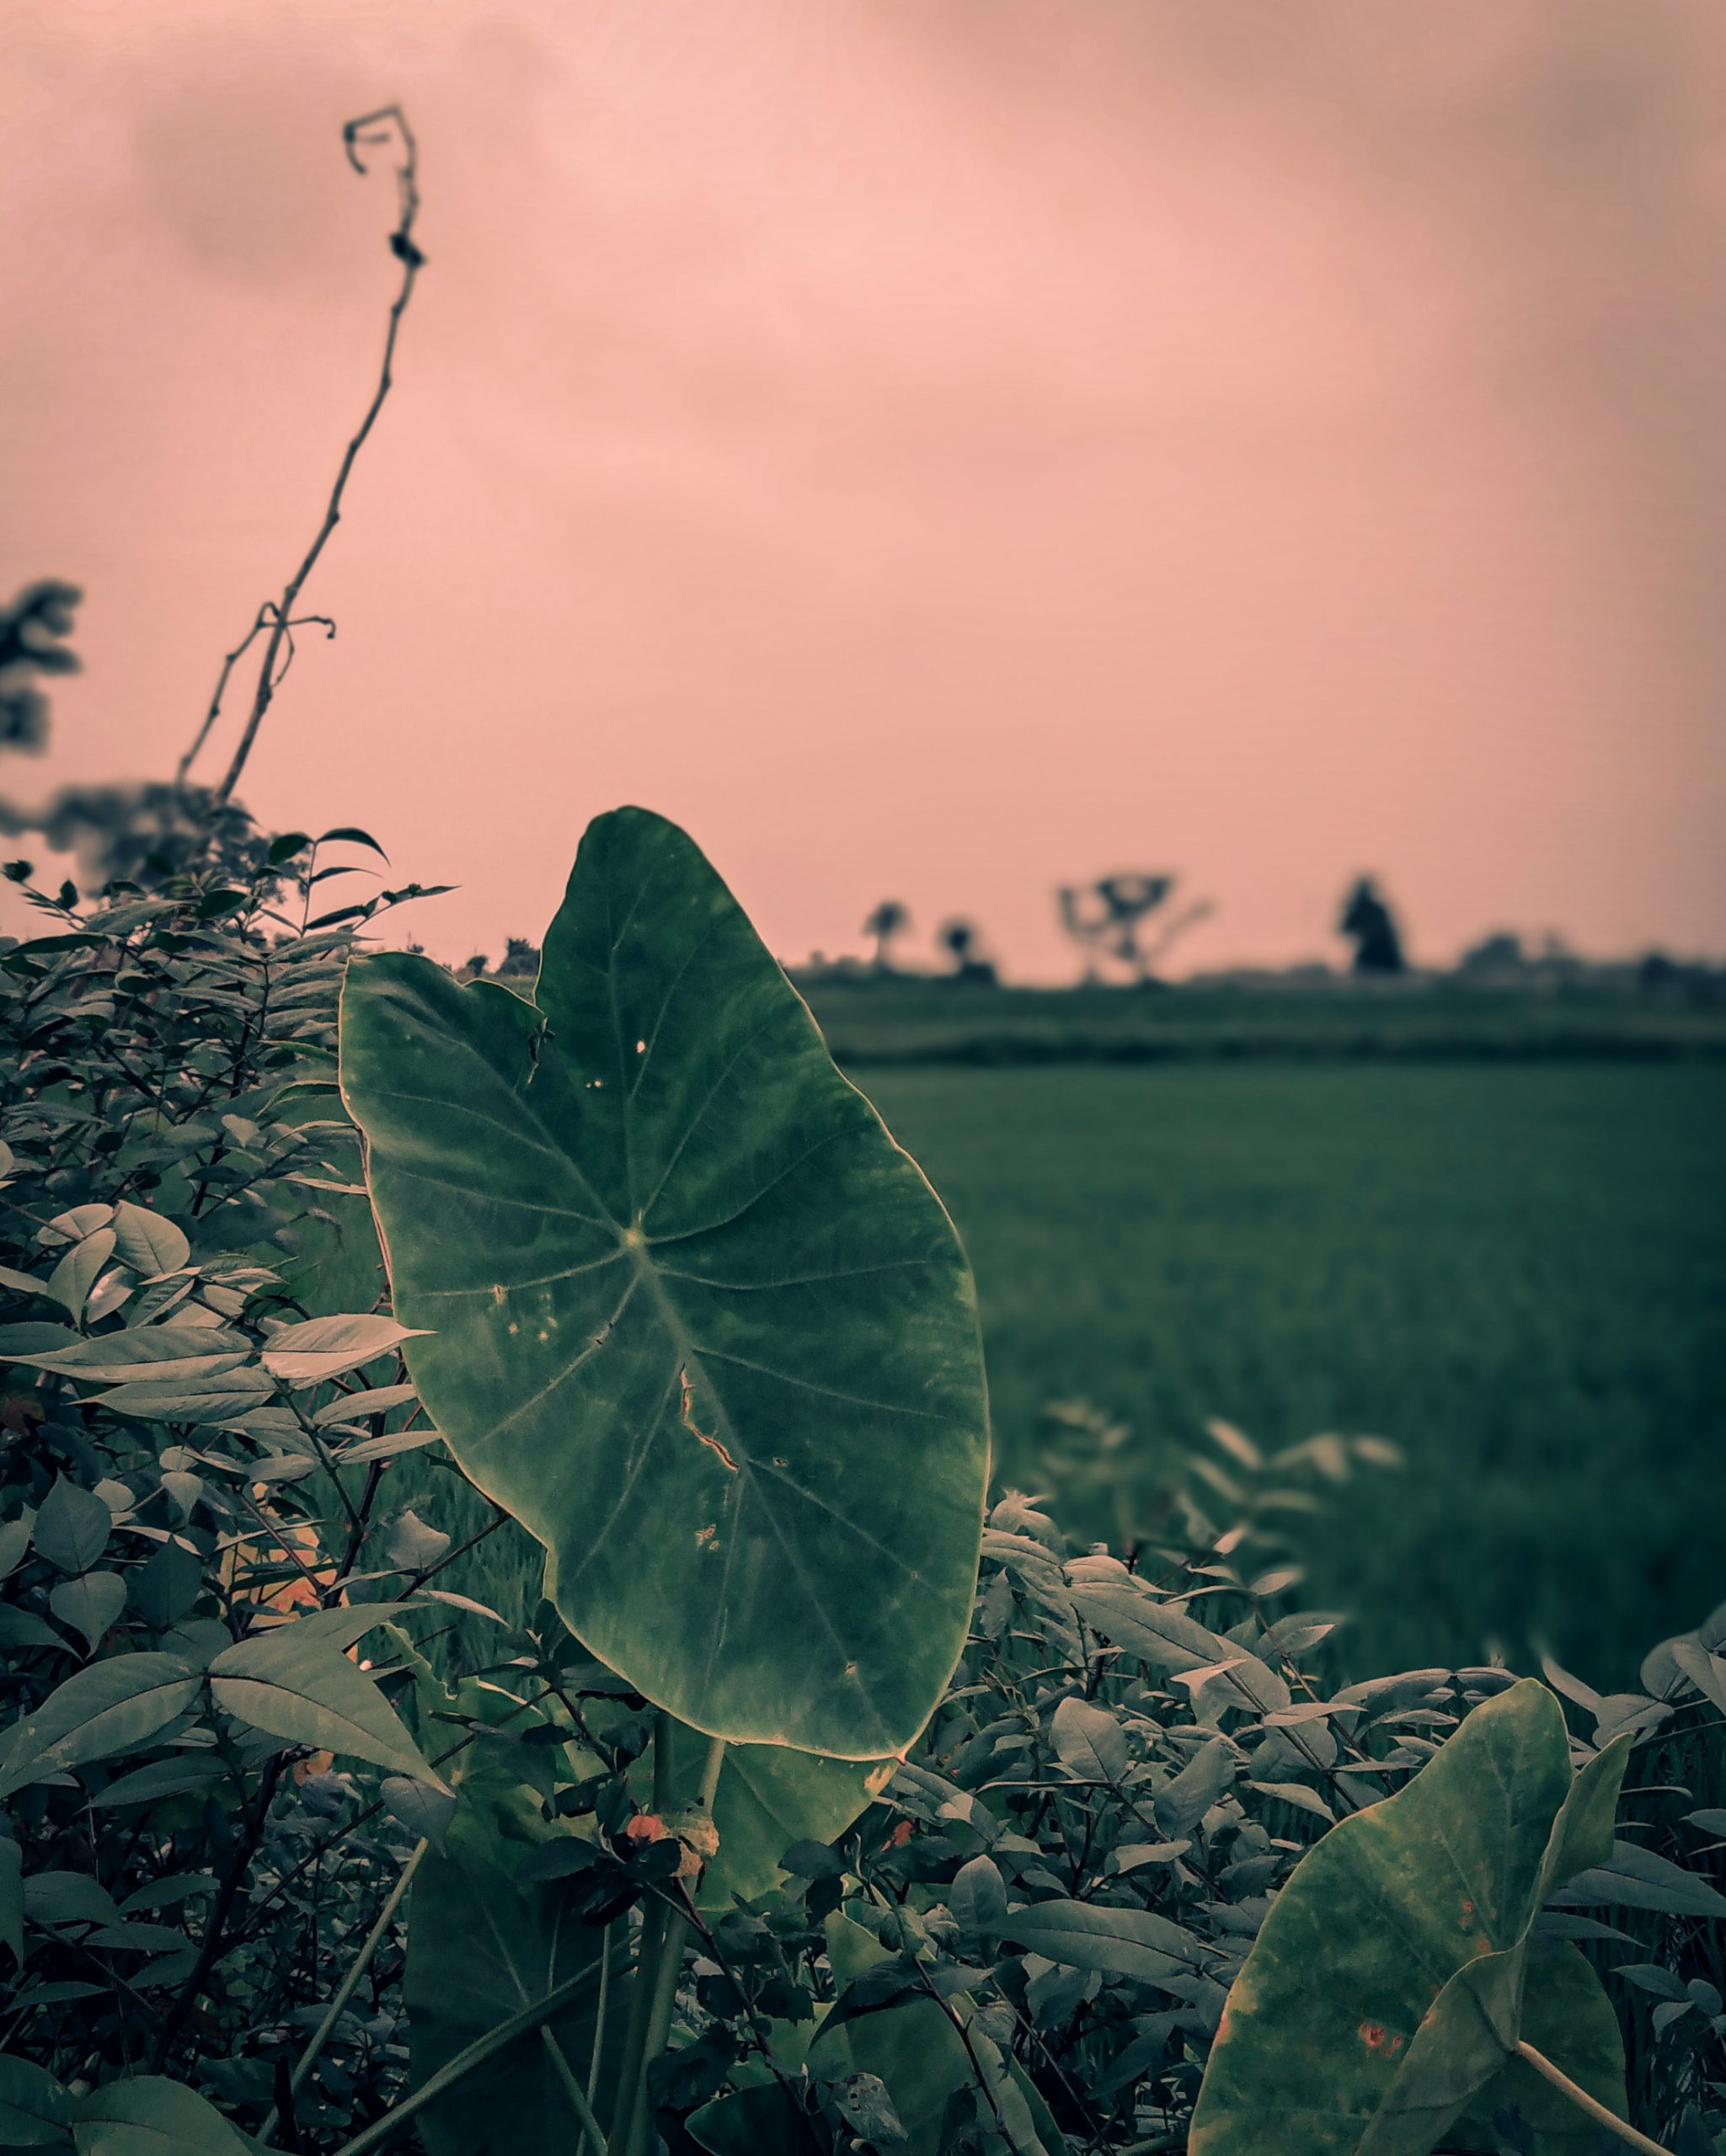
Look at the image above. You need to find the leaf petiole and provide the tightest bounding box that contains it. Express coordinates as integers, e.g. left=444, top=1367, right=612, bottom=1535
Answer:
left=1513, top=2040, right=1674, bottom=2156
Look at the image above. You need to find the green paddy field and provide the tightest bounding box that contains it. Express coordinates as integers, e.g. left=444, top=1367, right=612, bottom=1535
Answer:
left=863, top=1060, right=1724, bottom=1688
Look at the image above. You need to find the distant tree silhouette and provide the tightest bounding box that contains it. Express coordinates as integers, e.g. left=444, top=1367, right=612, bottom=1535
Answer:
left=0, top=582, right=82, bottom=755
left=496, top=937, right=540, bottom=978
left=937, top=918, right=996, bottom=984
left=863, top=899, right=910, bottom=972
left=1458, top=931, right=1526, bottom=976
left=1057, top=873, right=1211, bottom=985
left=1339, top=876, right=1406, bottom=974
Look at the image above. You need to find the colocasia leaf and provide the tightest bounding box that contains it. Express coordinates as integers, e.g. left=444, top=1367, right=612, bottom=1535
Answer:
left=340, top=806, right=990, bottom=1759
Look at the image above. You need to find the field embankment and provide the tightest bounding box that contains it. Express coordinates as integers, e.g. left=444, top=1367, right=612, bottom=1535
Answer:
left=799, top=971, right=1726, bottom=1065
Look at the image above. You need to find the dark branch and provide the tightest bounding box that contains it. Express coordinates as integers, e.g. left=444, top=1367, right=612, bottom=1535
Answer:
left=177, top=105, right=423, bottom=806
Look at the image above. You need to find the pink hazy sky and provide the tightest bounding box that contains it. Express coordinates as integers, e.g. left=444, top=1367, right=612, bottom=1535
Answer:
left=4, top=0, right=1725, bottom=977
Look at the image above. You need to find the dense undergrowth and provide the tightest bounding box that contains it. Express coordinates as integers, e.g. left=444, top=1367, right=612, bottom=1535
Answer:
left=0, top=829, right=1722, bottom=2156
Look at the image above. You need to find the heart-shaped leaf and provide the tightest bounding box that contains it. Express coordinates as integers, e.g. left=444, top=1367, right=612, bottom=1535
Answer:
left=340, top=807, right=989, bottom=1758
left=404, top=1845, right=626, bottom=2156
left=1189, top=1679, right=1632, bottom=2154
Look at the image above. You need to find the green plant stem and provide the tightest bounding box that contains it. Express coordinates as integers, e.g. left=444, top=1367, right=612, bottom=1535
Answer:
left=323, top=1958, right=607, bottom=2156
left=609, top=1714, right=679, bottom=2143
left=540, top=2025, right=610, bottom=2155
left=256, top=1838, right=427, bottom=2148
left=1512, top=2041, right=1674, bottom=2155
left=696, top=1734, right=727, bottom=1811
left=616, top=1731, right=728, bottom=2156
left=624, top=1913, right=685, bottom=2156
left=587, top=1918, right=614, bottom=2115
left=611, top=1900, right=666, bottom=2147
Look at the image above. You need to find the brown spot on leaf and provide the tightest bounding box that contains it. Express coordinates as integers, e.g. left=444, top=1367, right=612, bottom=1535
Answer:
left=679, top=1366, right=737, bottom=1470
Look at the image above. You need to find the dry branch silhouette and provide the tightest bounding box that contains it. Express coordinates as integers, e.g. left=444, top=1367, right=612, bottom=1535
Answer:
left=178, top=104, right=425, bottom=808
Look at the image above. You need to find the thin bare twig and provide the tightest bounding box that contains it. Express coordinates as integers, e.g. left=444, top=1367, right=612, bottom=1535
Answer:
left=177, top=105, right=424, bottom=805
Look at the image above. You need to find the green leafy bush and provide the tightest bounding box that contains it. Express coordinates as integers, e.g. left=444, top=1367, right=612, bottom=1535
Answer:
left=2, top=811, right=1721, bottom=2156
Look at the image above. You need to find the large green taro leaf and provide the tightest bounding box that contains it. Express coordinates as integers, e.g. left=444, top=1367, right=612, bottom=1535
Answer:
left=339, top=807, right=989, bottom=1758
left=405, top=1845, right=627, bottom=2156
left=1190, top=1679, right=1631, bottom=2155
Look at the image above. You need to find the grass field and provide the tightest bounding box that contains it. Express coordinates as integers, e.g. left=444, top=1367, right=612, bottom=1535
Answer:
left=417, top=1058, right=1723, bottom=1694
left=863, top=1062, right=1725, bottom=1688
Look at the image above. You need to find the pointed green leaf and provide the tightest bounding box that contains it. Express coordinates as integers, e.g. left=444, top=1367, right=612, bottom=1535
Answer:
left=208, top=1620, right=438, bottom=1784
left=49, top=1571, right=126, bottom=1650
left=46, top=1229, right=115, bottom=1319
left=949, top=1854, right=1009, bottom=1937
left=318, top=825, right=390, bottom=861
left=312, top=1380, right=419, bottom=1427
left=1001, top=1897, right=1210, bottom=1984
left=34, top=1476, right=113, bottom=1574
left=91, top=1758, right=227, bottom=1811
left=72, top=2075, right=248, bottom=2154
left=340, top=806, right=989, bottom=1758
left=15, top=1321, right=251, bottom=1385
left=93, top=1369, right=277, bottom=1422
left=0, top=1655, right=201, bottom=1802
left=1067, top=1581, right=1241, bottom=1676
left=1050, top=1695, right=1129, bottom=1783
left=129, top=1540, right=203, bottom=1632
left=1550, top=1837, right=1726, bottom=1919
left=259, top=1312, right=424, bottom=1386
left=110, top=1205, right=190, bottom=1280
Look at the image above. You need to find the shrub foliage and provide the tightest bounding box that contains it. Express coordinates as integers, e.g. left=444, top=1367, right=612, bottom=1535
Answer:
left=0, top=816, right=1721, bottom=2156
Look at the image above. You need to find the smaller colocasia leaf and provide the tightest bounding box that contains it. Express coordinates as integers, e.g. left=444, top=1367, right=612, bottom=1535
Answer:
left=1189, top=1679, right=1633, bottom=2155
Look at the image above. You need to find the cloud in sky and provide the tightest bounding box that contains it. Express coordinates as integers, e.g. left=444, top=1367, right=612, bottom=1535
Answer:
left=4, top=0, right=1723, bottom=974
